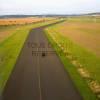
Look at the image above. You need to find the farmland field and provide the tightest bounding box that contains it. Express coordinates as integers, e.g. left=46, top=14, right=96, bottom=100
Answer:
left=45, top=16, right=100, bottom=100
left=52, top=18, right=100, bottom=56
left=0, top=17, right=56, bottom=26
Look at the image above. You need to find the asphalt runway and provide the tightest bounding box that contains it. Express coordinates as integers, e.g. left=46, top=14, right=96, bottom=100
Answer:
left=2, top=22, right=83, bottom=100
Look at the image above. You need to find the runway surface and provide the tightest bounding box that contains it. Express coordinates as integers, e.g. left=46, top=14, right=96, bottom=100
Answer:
left=2, top=22, right=82, bottom=100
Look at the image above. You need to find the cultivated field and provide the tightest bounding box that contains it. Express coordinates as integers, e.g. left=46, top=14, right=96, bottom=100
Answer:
left=53, top=18, right=100, bottom=56
left=45, top=16, right=100, bottom=100
left=0, top=17, right=56, bottom=26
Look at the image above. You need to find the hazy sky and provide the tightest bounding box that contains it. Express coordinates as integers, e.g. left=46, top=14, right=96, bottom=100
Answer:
left=0, top=0, right=100, bottom=15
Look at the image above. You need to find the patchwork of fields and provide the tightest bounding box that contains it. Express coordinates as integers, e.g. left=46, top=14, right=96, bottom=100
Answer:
left=0, top=16, right=100, bottom=100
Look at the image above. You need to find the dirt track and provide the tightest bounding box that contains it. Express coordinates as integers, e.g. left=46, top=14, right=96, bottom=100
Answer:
left=2, top=22, right=82, bottom=100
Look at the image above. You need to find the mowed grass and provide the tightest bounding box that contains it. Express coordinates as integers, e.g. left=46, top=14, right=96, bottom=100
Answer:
left=44, top=17, right=100, bottom=99
left=67, top=16, right=100, bottom=23
left=0, top=19, right=61, bottom=92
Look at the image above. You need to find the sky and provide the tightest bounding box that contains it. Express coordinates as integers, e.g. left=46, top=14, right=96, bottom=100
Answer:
left=0, top=0, right=100, bottom=15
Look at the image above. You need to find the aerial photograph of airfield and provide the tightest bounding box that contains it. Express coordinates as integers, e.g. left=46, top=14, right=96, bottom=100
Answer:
left=0, top=0, right=100, bottom=100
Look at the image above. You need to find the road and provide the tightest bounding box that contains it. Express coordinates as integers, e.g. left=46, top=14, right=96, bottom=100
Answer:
left=2, top=23, right=83, bottom=100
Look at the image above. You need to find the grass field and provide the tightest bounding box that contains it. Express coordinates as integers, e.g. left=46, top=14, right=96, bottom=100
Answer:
left=0, top=26, right=20, bottom=43
left=0, top=18, right=61, bottom=92
left=45, top=16, right=100, bottom=100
